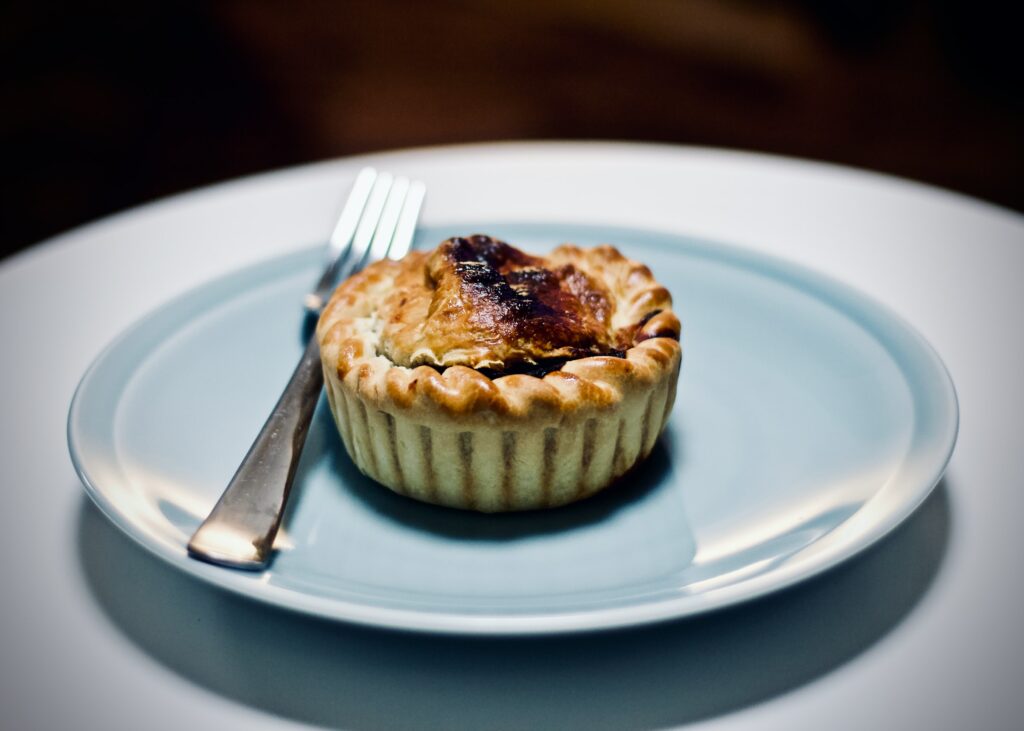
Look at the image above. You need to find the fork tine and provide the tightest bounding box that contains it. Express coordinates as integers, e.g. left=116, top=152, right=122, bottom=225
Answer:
left=326, top=167, right=377, bottom=261
left=342, top=172, right=394, bottom=279
left=304, top=167, right=379, bottom=312
left=367, top=177, right=410, bottom=264
left=387, top=180, right=425, bottom=261
left=304, top=170, right=422, bottom=315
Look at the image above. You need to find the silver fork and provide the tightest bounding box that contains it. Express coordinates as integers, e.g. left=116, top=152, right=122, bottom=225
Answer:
left=187, top=167, right=425, bottom=570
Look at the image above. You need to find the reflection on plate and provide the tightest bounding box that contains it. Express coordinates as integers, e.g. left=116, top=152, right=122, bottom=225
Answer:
left=69, top=223, right=957, bottom=634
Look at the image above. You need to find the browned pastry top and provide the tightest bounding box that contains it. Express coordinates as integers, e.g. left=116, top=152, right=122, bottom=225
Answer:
left=316, top=235, right=682, bottom=424
left=373, top=234, right=679, bottom=372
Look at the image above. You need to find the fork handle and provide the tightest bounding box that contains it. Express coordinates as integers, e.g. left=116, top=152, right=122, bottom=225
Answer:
left=188, top=336, right=324, bottom=569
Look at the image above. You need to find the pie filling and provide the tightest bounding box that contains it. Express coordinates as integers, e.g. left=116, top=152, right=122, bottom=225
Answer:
left=376, top=234, right=669, bottom=375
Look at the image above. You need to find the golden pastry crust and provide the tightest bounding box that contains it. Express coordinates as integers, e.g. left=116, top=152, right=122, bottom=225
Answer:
left=377, top=235, right=653, bottom=370
left=316, top=235, right=682, bottom=511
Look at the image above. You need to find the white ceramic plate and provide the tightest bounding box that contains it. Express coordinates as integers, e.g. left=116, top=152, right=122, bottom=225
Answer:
left=68, top=148, right=958, bottom=635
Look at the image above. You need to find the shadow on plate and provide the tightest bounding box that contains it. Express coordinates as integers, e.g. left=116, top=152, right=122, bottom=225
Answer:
left=282, top=404, right=676, bottom=542
left=75, top=478, right=952, bottom=730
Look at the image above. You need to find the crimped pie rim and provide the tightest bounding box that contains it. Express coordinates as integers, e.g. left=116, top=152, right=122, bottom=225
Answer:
left=316, top=240, right=682, bottom=425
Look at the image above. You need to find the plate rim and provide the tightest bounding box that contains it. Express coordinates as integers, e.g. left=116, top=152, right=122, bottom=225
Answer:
left=14, top=139, right=1021, bottom=278
left=68, top=214, right=959, bottom=635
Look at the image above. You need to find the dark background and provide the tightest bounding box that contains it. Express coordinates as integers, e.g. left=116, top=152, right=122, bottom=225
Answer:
left=3, top=0, right=1021, bottom=260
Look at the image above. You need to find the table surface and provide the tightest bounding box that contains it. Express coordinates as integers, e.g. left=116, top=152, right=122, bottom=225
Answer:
left=2, top=142, right=1022, bottom=730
